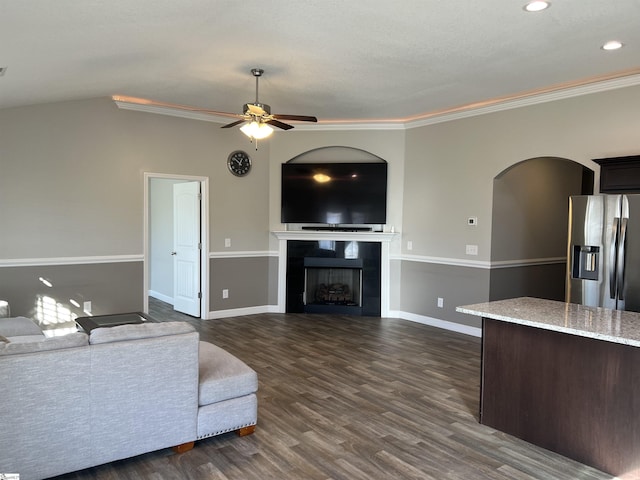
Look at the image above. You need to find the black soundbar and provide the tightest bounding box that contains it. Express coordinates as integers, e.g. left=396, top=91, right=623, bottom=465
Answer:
left=300, top=226, right=373, bottom=232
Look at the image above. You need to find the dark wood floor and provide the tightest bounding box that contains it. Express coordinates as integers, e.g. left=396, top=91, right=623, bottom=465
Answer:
left=54, top=300, right=614, bottom=480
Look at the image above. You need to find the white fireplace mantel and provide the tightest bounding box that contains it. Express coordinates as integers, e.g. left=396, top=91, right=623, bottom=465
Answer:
left=272, top=230, right=398, bottom=317
left=272, top=230, right=396, bottom=242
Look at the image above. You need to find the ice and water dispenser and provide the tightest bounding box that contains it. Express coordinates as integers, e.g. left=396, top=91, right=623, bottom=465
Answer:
left=571, top=245, right=599, bottom=280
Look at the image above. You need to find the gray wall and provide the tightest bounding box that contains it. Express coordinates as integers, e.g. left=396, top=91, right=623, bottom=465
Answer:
left=0, top=97, right=272, bottom=317
left=0, top=262, right=142, bottom=321
left=2, top=83, right=640, bottom=329
left=209, top=257, right=276, bottom=311
left=401, top=84, right=640, bottom=328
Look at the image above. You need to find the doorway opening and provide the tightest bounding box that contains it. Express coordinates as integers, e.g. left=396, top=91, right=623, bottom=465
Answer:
left=144, top=173, right=209, bottom=319
left=489, top=157, right=593, bottom=302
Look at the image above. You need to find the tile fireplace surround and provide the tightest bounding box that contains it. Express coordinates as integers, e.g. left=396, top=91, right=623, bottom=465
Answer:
left=272, top=230, right=397, bottom=317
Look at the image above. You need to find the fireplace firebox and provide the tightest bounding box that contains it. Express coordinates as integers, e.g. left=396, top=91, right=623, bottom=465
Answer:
left=304, top=258, right=363, bottom=315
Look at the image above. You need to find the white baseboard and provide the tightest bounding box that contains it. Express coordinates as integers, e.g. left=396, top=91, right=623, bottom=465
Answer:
left=148, top=290, right=174, bottom=305
left=207, top=305, right=280, bottom=320
left=390, top=310, right=482, bottom=338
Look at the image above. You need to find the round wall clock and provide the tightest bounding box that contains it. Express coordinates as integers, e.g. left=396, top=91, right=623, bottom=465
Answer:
left=227, top=150, right=252, bottom=177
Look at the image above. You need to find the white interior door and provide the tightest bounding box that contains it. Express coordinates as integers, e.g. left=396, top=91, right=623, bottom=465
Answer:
left=173, top=181, right=201, bottom=316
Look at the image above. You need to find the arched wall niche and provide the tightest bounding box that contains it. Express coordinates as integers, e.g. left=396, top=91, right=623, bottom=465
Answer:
left=489, top=156, right=594, bottom=302
left=286, top=146, right=387, bottom=163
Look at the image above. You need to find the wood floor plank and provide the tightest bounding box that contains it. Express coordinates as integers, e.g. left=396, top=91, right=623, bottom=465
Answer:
left=51, top=300, right=615, bottom=480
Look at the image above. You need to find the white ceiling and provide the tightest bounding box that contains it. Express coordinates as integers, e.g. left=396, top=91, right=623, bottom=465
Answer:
left=2, top=1, right=640, bottom=125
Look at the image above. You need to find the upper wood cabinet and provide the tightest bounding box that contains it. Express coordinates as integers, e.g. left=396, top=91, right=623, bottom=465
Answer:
left=593, top=155, right=640, bottom=193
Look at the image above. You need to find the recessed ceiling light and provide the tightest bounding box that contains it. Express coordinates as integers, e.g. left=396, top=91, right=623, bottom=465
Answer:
left=524, top=1, right=550, bottom=12
left=602, top=40, right=624, bottom=51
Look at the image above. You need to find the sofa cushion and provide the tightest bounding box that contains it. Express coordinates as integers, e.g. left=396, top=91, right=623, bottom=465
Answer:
left=0, top=332, right=88, bottom=356
left=198, top=341, right=258, bottom=406
left=0, top=316, right=44, bottom=337
left=89, top=321, right=196, bottom=345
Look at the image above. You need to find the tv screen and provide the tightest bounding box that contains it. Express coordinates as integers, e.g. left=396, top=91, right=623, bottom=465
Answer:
left=281, top=162, right=387, bottom=225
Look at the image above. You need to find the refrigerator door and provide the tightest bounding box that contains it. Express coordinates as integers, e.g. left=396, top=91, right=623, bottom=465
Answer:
left=618, top=194, right=640, bottom=312
left=566, top=195, right=620, bottom=309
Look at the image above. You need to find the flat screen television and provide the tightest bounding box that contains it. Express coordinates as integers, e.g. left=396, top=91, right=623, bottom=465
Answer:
left=281, top=162, right=387, bottom=225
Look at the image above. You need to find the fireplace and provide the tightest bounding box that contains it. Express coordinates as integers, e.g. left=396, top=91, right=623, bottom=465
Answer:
left=304, top=258, right=363, bottom=315
left=285, top=240, right=381, bottom=316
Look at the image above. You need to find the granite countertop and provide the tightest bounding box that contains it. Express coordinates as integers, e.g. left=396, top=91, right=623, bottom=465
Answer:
left=456, top=297, right=640, bottom=348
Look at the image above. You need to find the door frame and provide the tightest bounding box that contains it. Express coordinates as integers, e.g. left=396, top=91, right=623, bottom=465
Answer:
left=143, top=172, right=210, bottom=319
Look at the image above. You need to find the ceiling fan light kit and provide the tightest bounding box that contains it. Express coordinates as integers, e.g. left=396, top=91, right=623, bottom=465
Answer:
left=240, top=120, right=274, bottom=140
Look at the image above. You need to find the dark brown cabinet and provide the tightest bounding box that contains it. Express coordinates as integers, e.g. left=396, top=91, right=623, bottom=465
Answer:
left=594, top=155, right=640, bottom=193
left=481, top=318, right=640, bottom=477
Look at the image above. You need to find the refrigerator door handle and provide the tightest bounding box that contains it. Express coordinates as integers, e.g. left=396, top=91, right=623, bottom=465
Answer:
left=610, top=217, right=620, bottom=300
left=617, top=217, right=628, bottom=301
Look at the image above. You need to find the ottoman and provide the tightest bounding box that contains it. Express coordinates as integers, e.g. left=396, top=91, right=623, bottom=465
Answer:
left=196, top=341, right=258, bottom=439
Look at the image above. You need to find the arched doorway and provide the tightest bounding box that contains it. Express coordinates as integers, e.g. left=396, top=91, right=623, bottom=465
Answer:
left=489, top=157, right=593, bottom=301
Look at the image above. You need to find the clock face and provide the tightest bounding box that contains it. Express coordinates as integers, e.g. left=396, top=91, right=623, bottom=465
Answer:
left=227, top=150, right=252, bottom=176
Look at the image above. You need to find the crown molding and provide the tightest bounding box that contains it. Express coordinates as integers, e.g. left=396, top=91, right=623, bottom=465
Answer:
left=405, top=71, right=640, bottom=129
left=113, top=98, right=230, bottom=124
left=112, top=70, right=640, bottom=130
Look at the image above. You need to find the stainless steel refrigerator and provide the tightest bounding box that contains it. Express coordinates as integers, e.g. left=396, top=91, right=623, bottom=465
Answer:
left=567, top=194, right=640, bottom=312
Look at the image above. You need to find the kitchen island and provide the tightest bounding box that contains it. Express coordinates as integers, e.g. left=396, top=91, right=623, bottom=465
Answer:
left=457, top=297, right=640, bottom=478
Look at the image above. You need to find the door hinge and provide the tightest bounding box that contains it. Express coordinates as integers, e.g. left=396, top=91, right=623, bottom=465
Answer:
left=198, top=242, right=202, bottom=249
left=198, top=193, right=202, bottom=200
left=198, top=292, right=202, bottom=299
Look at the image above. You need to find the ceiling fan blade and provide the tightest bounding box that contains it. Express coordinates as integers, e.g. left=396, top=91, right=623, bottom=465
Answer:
left=267, top=119, right=294, bottom=130
left=111, top=95, right=241, bottom=119
left=195, top=109, right=242, bottom=119
left=273, top=114, right=318, bottom=123
left=221, top=119, right=247, bottom=129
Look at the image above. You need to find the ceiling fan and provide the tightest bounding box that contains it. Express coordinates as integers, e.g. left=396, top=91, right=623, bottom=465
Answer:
left=112, top=68, right=317, bottom=144
left=220, top=68, right=318, bottom=139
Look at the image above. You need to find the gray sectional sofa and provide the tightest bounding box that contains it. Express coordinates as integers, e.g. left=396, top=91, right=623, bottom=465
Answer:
left=0, top=316, right=258, bottom=480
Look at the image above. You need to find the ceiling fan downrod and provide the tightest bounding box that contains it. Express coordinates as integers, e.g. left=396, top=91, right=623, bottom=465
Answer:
left=251, top=68, right=264, bottom=104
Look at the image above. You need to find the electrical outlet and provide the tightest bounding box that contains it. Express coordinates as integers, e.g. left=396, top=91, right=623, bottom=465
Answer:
left=222, top=289, right=229, bottom=299
left=407, top=240, right=413, bottom=251
left=224, top=238, right=231, bottom=248
left=437, top=297, right=444, bottom=308
left=466, top=244, right=478, bottom=255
